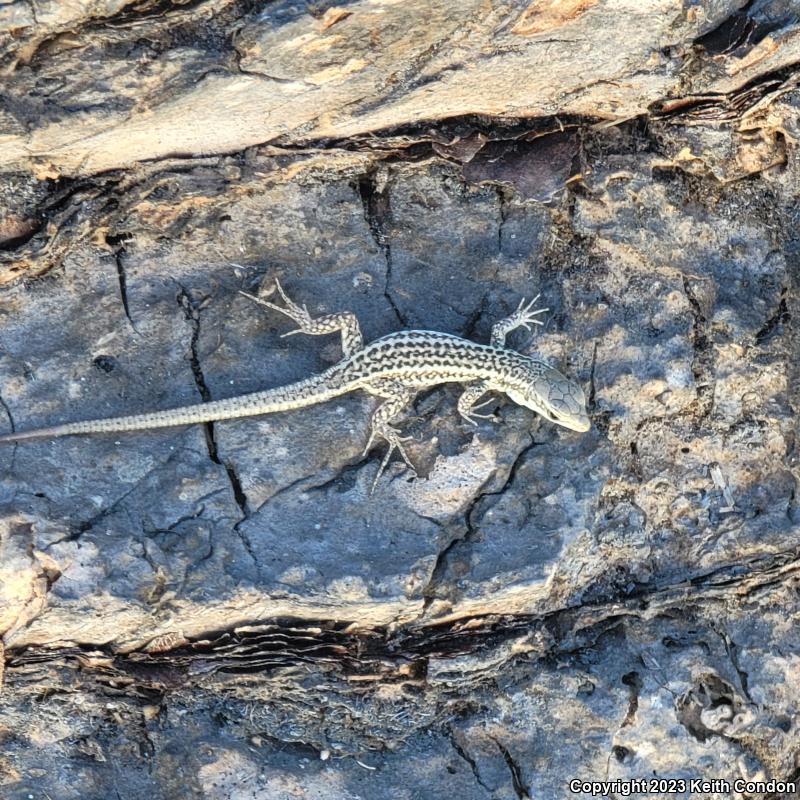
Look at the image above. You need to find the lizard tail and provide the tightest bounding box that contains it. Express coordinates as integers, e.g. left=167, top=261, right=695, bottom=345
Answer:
left=0, top=372, right=348, bottom=444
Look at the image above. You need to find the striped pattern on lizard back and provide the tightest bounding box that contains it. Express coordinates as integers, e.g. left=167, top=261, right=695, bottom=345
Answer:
left=330, top=331, right=546, bottom=390
left=0, top=281, right=589, bottom=491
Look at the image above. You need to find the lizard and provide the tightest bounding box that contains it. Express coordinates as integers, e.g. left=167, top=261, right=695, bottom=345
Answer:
left=0, top=280, right=591, bottom=489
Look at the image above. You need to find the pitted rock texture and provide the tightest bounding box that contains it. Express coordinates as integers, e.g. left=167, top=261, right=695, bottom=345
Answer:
left=1, top=1, right=800, bottom=798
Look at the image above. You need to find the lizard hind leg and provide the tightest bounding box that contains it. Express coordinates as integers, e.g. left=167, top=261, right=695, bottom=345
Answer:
left=239, top=278, right=364, bottom=358
left=362, top=380, right=418, bottom=493
left=458, top=381, right=498, bottom=426
left=364, top=423, right=415, bottom=494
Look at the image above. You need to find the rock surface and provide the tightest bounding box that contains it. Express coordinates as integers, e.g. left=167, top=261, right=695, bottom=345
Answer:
left=1, top=1, right=799, bottom=798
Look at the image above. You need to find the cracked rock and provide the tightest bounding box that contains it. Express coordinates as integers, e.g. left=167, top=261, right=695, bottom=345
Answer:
left=1, top=1, right=800, bottom=797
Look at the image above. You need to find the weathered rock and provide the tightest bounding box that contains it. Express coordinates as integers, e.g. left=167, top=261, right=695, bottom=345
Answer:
left=1, top=1, right=799, bottom=798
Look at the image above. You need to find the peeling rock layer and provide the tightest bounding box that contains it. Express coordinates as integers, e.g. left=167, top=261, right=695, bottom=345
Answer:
left=1, top=1, right=799, bottom=797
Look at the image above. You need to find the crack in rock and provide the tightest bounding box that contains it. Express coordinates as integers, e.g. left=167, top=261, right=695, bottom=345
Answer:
left=357, top=171, right=407, bottom=327
left=490, top=737, right=531, bottom=799
left=620, top=670, right=642, bottom=727
left=176, top=285, right=250, bottom=521
left=754, top=287, right=789, bottom=345
left=113, top=246, right=137, bottom=331
left=421, top=435, right=538, bottom=613
left=46, top=447, right=195, bottom=548
left=447, top=728, right=493, bottom=794
left=0, top=390, right=17, bottom=469
left=495, top=185, right=510, bottom=255
left=0, top=390, right=17, bottom=432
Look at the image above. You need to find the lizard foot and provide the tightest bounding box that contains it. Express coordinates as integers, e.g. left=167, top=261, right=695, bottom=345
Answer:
left=363, top=425, right=417, bottom=493
left=240, top=279, right=364, bottom=358
left=239, top=279, right=315, bottom=337
left=458, top=396, right=499, bottom=426
left=507, top=295, right=548, bottom=331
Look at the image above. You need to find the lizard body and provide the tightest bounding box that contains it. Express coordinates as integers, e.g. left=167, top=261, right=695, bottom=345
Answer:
left=0, top=282, right=590, bottom=486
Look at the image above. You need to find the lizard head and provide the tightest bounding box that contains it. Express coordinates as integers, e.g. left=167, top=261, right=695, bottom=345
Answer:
left=507, top=361, right=591, bottom=433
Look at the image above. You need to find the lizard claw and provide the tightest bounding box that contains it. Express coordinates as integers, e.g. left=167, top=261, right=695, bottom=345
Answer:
left=370, top=446, right=418, bottom=494
left=242, top=279, right=318, bottom=336
left=366, top=426, right=417, bottom=493
left=459, top=395, right=498, bottom=425
left=511, top=295, right=548, bottom=330
left=462, top=411, right=498, bottom=425
left=238, top=290, right=289, bottom=318
left=362, top=429, right=378, bottom=458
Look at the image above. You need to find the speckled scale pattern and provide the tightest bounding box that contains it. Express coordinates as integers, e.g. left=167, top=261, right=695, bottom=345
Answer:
left=0, top=285, right=591, bottom=485
left=331, top=331, right=547, bottom=390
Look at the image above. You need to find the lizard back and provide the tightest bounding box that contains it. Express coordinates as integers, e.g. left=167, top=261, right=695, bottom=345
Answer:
left=332, top=330, right=547, bottom=389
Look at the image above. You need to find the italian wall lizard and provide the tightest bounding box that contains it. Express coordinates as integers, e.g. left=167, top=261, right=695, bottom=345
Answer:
left=0, top=281, right=590, bottom=487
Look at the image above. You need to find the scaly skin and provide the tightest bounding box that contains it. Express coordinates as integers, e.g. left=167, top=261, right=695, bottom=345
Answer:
left=0, top=282, right=591, bottom=487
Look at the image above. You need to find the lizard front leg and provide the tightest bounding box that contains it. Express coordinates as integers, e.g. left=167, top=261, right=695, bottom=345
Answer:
left=240, top=279, right=364, bottom=359
left=457, top=382, right=498, bottom=426
left=362, top=379, right=417, bottom=492
left=491, top=295, right=548, bottom=349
